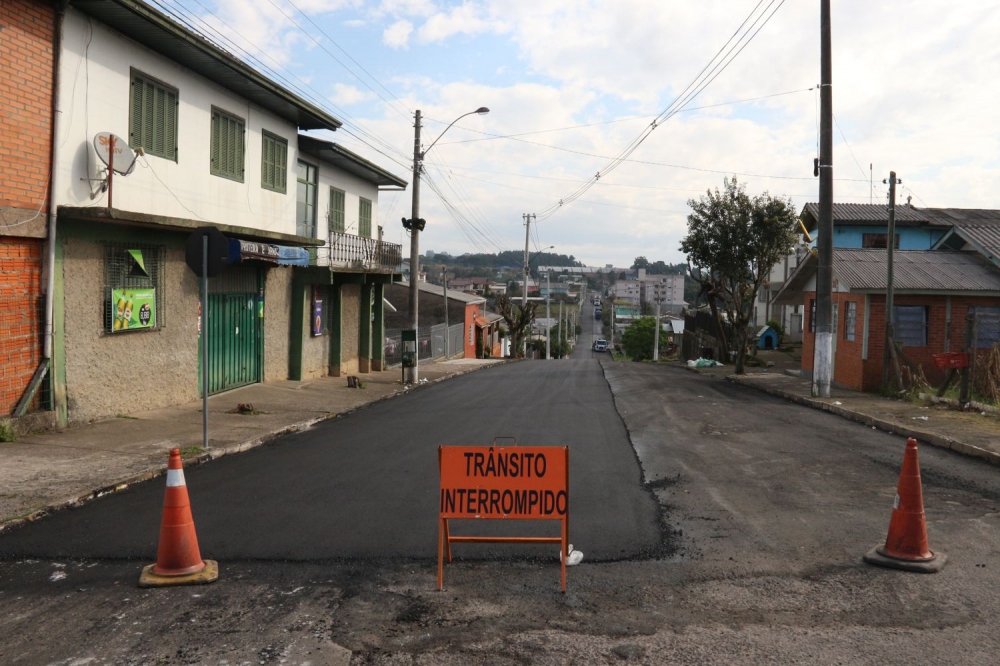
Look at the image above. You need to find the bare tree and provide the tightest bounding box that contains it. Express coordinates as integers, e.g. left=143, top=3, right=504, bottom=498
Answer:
left=495, top=295, right=538, bottom=358
left=681, top=177, right=798, bottom=374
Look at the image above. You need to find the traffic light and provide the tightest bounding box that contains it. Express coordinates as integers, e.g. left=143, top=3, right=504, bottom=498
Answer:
left=401, top=217, right=426, bottom=231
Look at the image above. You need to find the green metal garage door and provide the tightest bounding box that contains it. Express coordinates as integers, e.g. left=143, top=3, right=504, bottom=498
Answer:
left=204, top=265, right=263, bottom=394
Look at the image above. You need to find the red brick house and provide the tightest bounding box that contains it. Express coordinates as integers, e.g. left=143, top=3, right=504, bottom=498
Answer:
left=0, top=0, right=56, bottom=421
left=774, top=249, right=1000, bottom=392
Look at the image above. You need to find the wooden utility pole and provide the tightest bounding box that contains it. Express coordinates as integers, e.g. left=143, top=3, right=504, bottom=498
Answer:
left=882, top=172, right=900, bottom=389
left=812, top=0, right=834, bottom=397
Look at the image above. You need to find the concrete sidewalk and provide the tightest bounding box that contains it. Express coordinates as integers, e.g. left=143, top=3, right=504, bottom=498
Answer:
left=0, top=358, right=507, bottom=531
left=682, top=361, right=1000, bottom=466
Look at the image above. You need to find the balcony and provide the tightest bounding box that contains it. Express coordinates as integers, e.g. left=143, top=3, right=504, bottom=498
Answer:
left=314, top=231, right=403, bottom=273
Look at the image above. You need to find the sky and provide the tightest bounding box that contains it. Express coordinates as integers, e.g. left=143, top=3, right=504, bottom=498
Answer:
left=156, top=0, right=1000, bottom=268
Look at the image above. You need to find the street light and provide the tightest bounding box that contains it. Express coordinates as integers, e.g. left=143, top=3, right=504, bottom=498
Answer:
left=404, top=107, right=489, bottom=383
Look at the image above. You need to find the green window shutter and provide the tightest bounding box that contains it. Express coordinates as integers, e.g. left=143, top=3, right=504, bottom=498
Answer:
left=211, top=110, right=245, bottom=181
left=359, top=198, right=372, bottom=238
left=165, top=89, right=177, bottom=160
left=276, top=138, right=286, bottom=191
left=261, top=132, right=287, bottom=193
left=130, top=79, right=142, bottom=148
left=210, top=112, right=220, bottom=174
left=130, top=73, right=178, bottom=161
left=330, top=188, right=345, bottom=233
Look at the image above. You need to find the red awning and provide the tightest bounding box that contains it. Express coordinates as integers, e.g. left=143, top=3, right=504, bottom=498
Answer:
left=474, top=315, right=491, bottom=328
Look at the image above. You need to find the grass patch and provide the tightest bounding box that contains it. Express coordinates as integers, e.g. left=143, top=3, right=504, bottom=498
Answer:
left=0, top=419, right=17, bottom=443
left=178, top=446, right=205, bottom=456
left=116, top=414, right=139, bottom=420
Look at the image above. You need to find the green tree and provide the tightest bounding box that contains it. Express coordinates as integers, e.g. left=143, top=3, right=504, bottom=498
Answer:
left=632, top=256, right=649, bottom=270
left=622, top=316, right=658, bottom=361
left=680, top=177, right=798, bottom=374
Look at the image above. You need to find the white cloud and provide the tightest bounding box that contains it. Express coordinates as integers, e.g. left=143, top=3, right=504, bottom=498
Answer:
left=416, top=2, right=508, bottom=43
left=343, top=18, right=366, bottom=28
left=383, top=19, right=414, bottom=49
left=331, top=82, right=374, bottom=105
left=373, top=0, right=437, bottom=19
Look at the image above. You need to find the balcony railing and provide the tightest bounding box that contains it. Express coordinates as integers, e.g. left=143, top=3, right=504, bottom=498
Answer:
left=315, top=231, right=403, bottom=273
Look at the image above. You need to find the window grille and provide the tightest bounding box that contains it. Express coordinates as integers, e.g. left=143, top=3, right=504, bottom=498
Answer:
left=844, top=301, right=857, bottom=341
left=129, top=70, right=178, bottom=161
left=894, top=305, right=928, bottom=346
left=972, top=307, right=1000, bottom=348
left=862, top=233, right=900, bottom=249
left=103, top=243, right=165, bottom=332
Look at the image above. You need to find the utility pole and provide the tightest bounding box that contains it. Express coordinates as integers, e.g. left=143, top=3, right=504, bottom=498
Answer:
left=406, top=109, right=423, bottom=384
left=521, top=213, right=534, bottom=357
left=653, top=299, right=661, bottom=361
left=442, top=268, right=449, bottom=360
left=559, top=300, right=564, bottom=356
left=881, top=172, right=900, bottom=389
left=545, top=270, right=551, bottom=360
left=403, top=106, right=488, bottom=381
left=812, top=0, right=834, bottom=398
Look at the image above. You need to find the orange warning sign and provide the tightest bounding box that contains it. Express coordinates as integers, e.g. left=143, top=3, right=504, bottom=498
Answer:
left=439, top=446, right=568, bottom=519
left=437, top=443, right=570, bottom=591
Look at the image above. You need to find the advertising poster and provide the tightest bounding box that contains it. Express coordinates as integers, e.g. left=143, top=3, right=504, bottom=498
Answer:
left=312, top=295, right=323, bottom=337
left=112, top=289, right=156, bottom=331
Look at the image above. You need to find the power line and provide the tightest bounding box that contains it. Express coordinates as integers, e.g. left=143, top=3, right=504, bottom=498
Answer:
left=159, top=0, right=411, bottom=165
left=437, top=87, right=814, bottom=146
left=533, top=0, right=789, bottom=222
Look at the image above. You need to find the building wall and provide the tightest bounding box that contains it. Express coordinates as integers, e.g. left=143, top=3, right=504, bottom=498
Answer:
left=263, top=267, right=291, bottom=382
left=55, top=10, right=300, bottom=233
left=0, top=237, right=44, bottom=414
left=300, top=284, right=330, bottom=379
left=340, top=283, right=360, bottom=374
left=60, top=231, right=197, bottom=424
left=312, top=161, right=381, bottom=249
left=0, top=0, right=53, bottom=238
left=832, top=226, right=946, bottom=250
left=0, top=0, right=53, bottom=417
left=801, top=290, right=1000, bottom=392
left=464, top=303, right=478, bottom=358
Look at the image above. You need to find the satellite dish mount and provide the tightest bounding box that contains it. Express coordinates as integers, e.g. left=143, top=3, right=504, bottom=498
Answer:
left=94, top=132, right=138, bottom=208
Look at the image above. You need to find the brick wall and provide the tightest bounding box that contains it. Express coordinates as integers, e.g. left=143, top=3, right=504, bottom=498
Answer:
left=0, top=237, right=44, bottom=413
left=801, top=290, right=1000, bottom=392
left=0, top=0, right=54, bottom=214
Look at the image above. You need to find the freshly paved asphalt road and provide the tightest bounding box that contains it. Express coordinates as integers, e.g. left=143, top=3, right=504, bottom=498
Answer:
left=0, top=358, right=663, bottom=562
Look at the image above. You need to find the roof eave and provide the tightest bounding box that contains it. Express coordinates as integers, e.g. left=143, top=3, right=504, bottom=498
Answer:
left=74, top=0, right=343, bottom=132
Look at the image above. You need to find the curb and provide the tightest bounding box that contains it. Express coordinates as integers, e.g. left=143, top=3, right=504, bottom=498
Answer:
left=725, top=375, right=1000, bottom=467
left=0, top=360, right=510, bottom=533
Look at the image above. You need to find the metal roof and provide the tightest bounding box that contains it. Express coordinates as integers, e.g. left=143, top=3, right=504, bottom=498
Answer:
left=72, top=0, right=342, bottom=131
left=778, top=248, right=1000, bottom=300
left=298, top=136, right=407, bottom=189
left=403, top=281, right=487, bottom=305
left=800, top=202, right=939, bottom=231
left=927, top=209, right=1000, bottom=268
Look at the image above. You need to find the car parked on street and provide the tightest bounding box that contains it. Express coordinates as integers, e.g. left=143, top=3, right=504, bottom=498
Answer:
left=593, top=339, right=608, bottom=352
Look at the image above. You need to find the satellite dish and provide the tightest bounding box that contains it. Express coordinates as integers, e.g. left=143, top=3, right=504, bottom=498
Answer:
left=94, top=132, right=138, bottom=175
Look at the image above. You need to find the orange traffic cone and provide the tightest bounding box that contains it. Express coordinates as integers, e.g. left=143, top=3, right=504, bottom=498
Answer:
left=863, top=438, right=946, bottom=573
left=139, top=449, right=219, bottom=587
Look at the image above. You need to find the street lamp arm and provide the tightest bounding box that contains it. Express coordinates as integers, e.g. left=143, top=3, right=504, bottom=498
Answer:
left=421, top=107, right=490, bottom=158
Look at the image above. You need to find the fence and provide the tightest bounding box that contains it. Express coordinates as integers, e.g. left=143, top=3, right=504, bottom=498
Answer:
left=313, top=232, right=403, bottom=272
left=384, top=323, right=466, bottom=368
left=682, top=309, right=735, bottom=361
left=971, top=313, right=1000, bottom=404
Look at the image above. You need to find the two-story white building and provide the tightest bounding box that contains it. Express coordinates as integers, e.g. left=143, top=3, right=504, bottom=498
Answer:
left=50, top=0, right=406, bottom=425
